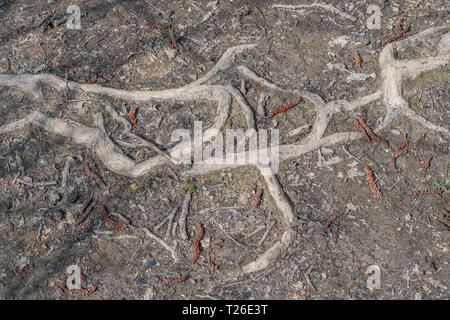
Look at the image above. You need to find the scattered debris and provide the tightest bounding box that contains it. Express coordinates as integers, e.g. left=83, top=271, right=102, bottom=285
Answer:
left=272, top=3, right=356, bottom=22
left=141, top=227, right=179, bottom=262
left=58, top=63, right=74, bottom=69
left=257, top=91, right=267, bottom=116
left=213, top=219, right=244, bottom=248
left=84, top=164, right=108, bottom=189
left=110, top=212, right=131, bottom=226
left=408, top=190, right=443, bottom=196
left=304, top=266, right=316, bottom=292
left=17, top=178, right=57, bottom=188
left=57, top=275, right=68, bottom=300
left=354, top=50, right=362, bottom=68
left=201, top=11, right=214, bottom=23
left=381, top=11, right=409, bottom=46
left=128, top=107, right=139, bottom=129
left=79, top=75, right=107, bottom=85
left=324, top=215, right=337, bottom=230
left=76, top=194, right=94, bottom=225
left=355, top=39, right=370, bottom=48
left=353, top=118, right=391, bottom=149
left=166, top=36, right=182, bottom=49
left=257, top=219, right=276, bottom=246
left=208, top=260, right=217, bottom=273
left=148, top=22, right=171, bottom=29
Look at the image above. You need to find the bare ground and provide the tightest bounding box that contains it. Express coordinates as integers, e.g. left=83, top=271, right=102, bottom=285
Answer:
left=0, top=0, right=449, bottom=300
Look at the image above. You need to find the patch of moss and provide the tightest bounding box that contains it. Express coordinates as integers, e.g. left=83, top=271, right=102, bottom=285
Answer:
left=409, top=102, right=423, bottom=114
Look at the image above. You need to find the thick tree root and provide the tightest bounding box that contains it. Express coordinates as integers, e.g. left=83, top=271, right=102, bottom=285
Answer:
left=241, top=167, right=296, bottom=274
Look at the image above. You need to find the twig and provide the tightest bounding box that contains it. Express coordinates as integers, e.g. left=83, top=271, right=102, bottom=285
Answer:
left=257, top=219, right=276, bottom=247
left=213, top=218, right=244, bottom=248
left=141, top=227, right=179, bottom=262
left=342, top=144, right=369, bottom=167
left=15, top=276, right=33, bottom=300
left=165, top=207, right=178, bottom=240
left=17, top=179, right=57, bottom=187
left=178, top=191, right=192, bottom=240
left=59, top=156, right=74, bottom=197
left=154, top=216, right=168, bottom=231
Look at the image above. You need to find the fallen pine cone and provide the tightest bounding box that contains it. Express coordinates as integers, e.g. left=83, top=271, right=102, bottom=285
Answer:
left=77, top=285, right=96, bottom=296
left=84, top=164, right=108, bottom=189
left=364, top=165, right=382, bottom=198
left=165, top=275, right=187, bottom=284
left=251, top=189, right=263, bottom=209
left=324, top=215, right=337, bottom=230
left=408, top=190, right=443, bottom=196
left=97, top=204, right=125, bottom=230
left=353, top=118, right=390, bottom=149
left=269, top=96, right=303, bottom=117
left=129, top=107, right=139, bottom=129
left=355, top=50, right=362, bottom=68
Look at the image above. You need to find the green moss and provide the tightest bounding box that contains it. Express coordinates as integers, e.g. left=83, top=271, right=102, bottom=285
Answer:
left=409, top=102, right=423, bottom=113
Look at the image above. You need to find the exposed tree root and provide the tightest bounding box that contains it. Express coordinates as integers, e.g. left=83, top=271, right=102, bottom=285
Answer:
left=0, top=26, right=448, bottom=275
left=241, top=167, right=296, bottom=274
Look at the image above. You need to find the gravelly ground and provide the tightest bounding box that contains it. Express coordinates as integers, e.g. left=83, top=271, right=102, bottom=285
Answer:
left=0, top=0, right=449, bottom=300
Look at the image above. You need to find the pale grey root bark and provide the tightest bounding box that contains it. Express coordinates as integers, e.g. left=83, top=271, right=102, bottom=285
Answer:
left=0, top=26, right=448, bottom=274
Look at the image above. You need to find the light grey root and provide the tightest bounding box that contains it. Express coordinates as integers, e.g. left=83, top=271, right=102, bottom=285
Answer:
left=178, top=191, right=192, bottom=241
left=165, top=206, right=178, bottom=240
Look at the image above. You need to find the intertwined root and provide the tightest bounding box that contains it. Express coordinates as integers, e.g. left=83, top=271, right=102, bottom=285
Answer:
left=0, top=26, right=448, bottom=274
